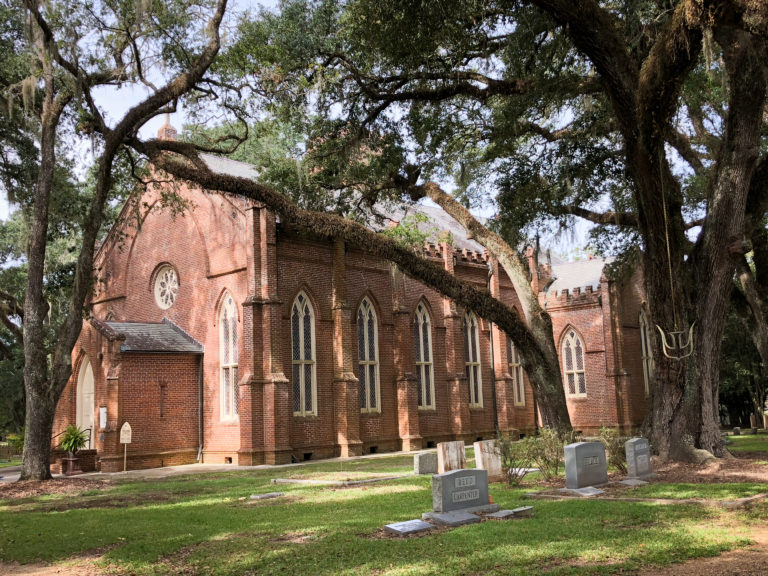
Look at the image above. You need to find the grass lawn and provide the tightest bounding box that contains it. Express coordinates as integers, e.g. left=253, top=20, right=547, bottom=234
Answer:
left=1, top=456, right=766, bottom=575
left=628, top=482, right=768, bottom=500
left=0, top=457, right=21, bottom=469
left=728, top=431, right=768, bottom=453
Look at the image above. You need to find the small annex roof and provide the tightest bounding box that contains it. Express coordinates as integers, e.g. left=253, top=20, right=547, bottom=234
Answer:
left=545, top=257, right=611, bottom=297
left=102, top=319, right=203, bottom=354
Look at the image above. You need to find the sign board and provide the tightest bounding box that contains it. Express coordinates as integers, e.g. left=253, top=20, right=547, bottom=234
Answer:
left=99, top=407, right=107, bottom=429
left=120, top=422, right=132, bottom=444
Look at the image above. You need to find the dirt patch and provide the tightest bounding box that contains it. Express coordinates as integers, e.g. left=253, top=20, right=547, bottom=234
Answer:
left=653, top=454, right=768, bottom=484
left=0, top=478, right=110, bottom=500
left=634, top=525, right=768, bottom=576
left=268, top=530, right=318, bottom=544
left=0, top=560, right=104, bottom=576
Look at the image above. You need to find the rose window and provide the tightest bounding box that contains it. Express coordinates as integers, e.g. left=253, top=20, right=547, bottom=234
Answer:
left=154, top=265, right=179, bottom=310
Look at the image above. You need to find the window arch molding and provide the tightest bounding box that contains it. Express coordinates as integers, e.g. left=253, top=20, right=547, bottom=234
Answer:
left=414, top=300, right=436, bottom=410
left=560, top=326, right=587, bottom=397
left=291, top=290, right=317, bottom=416
left=219, top=290, right=239, bottom=420
left=463, top=310, right=483, bottom=408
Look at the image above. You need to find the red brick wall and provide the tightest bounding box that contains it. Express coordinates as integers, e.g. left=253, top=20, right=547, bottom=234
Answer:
left=56, top=178, right=647, bottom=471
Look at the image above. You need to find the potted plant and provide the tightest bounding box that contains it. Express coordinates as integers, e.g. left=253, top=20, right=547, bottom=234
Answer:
left=59, top=425, right=87, bottom=476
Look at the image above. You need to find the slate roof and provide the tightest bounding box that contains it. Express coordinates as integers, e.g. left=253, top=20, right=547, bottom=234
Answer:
left=200, top=153, right=260, bottom=180
left=545, top=258, right=611, bottom=297
left=103, top=319, right=203, bottom=354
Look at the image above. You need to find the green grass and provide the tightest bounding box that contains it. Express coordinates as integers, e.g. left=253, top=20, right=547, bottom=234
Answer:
left=0, top=457, right=21, bottom=469
left=0, top=455, right=760, bottom=575
left=728, top=432, right=768, bottom=453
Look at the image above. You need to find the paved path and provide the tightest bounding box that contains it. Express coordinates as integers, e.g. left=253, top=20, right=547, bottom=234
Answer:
left=1, top=448, right=425, bottom=482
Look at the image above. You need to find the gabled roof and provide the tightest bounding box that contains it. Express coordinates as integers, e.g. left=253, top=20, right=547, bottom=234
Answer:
left=102, top=319, right=203, bottom=354
left=200, top=153, right=260, bottom=180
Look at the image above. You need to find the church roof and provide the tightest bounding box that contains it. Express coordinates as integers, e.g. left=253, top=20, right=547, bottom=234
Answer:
left=103, top=319, right=204, bottom=354
left=546, top=258, right=610, bottom=297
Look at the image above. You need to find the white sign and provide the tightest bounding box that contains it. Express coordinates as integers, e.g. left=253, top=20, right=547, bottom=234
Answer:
left=99, top=407, right=107, bottom=429
left=120, top=422, right=132, bottom=444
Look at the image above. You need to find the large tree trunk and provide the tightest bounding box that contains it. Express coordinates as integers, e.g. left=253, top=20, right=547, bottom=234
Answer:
left=19, top=67, right=65, bottom=481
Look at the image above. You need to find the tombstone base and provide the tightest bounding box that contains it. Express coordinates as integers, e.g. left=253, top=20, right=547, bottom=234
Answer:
left=627, top=472, right=657, bottom=481
left=423, top=503, right=498, bottom=522
left=424, top=511, right=481, bottom=527
left=618, top=478, right=648, bottom=487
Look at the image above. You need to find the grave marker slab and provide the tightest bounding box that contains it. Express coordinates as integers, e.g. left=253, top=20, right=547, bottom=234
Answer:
left=618, top=478, right=648, bottom=487
left=250, top=492, right=284, bottom=500
left=431, top=468, right=493, bottom=513
left=564, top=442, right=608, bottom=489
left=424, top=510, right=481, bottom=527
left=625, top=437, right=653, bottom=479
left=414, top=452, right=438, bottom=475
left=474, top=439, right=503, bottom=482
left=733, top=427, right=741, bottom=436
left=437, top=441, right=466, bottom=473
left=384, top=520, right=434, bottom=535
left=558, top=486, right=605, bottom=497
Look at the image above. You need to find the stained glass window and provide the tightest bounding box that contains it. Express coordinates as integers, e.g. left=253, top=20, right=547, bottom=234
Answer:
left=220, top=292, right=239, bottom=419
left=464, top=312, right=483, bottom=407
left=562, top=329, right=587, bottom=396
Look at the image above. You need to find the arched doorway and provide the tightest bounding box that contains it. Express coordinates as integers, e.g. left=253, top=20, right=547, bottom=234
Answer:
left=76, top=357, right=95, bottom=449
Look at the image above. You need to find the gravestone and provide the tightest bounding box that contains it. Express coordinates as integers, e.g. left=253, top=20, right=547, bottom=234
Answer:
left=564, top=442, right=608, bottom=489
left=733, top=427, right=741, bottom=436
left=437, top=441, right=466, bottom=473
left=384, top=520, right=433, bottom=535
left=473, top=439, right=504, bottom=482
left=764, top=414, right=768, bottom=429
left=750, top=414, right=757, bottom=429
left=430, top=469, right=493, bottom=513
left=625, top=437, right=653, bottom=479
left=414, top=452, right=438, bottom=475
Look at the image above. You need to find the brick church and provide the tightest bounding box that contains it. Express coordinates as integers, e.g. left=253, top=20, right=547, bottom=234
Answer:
left=53, top=124, right=653, bottom=472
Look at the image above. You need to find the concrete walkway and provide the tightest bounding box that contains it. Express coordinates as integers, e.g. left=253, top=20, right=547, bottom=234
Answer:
left=1, top=448, right=429, bottom=483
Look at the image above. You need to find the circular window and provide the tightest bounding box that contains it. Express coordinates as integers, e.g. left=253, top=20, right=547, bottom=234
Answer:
left=153, top=265, right=179, bottom=310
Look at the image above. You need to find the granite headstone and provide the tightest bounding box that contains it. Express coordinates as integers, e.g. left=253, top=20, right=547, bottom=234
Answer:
left=414, top=452, right=438, bottom=475
left=625, top=437, right=653, bottom=479
left=564, top=441, right=608, bottom=489
left=431, top=468, right=490, bottom=513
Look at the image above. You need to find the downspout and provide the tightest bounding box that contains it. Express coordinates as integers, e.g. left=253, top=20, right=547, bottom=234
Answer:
left=197, top=353, right=204, bottom=462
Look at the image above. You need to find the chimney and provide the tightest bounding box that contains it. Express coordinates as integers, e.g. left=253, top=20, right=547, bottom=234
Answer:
left=157, top=113, right=178, bottom=141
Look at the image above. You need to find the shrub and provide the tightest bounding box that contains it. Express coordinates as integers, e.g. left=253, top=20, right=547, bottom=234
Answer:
left=7, top=429, right=24, bottom=453
left=529, top=427, right=578, bottom=481
left=497, top=433, right=534, bottom=486
left=60, top=425, right=87, bottom=456
left=598, top=426, right=628, bottom=473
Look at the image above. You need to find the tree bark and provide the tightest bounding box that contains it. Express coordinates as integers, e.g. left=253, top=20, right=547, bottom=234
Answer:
left=406, top=182, right=571, bottom=433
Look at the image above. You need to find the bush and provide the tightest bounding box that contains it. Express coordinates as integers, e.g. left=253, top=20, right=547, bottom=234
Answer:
left=529, top=427, right=579, bottom=481
left=598, top=426, right=628, bottom=473
left=497, top=433, right=534, bottom=486
left=59, top=425, right=87, bottom=455
left=7, top=429, right=24, bottom=453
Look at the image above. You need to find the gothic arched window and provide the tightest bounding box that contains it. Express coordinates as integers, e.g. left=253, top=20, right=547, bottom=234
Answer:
left=464, top=312, right=483, bottom=407
left=414, top=302, right=435, bottom=409
left=291, top=292, right=316, bottom=416
left=357, top=298, right=380, bottom=412
left=220, top=292, right=239, bottom=419
left=562, top=329, right=587, bottom=397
